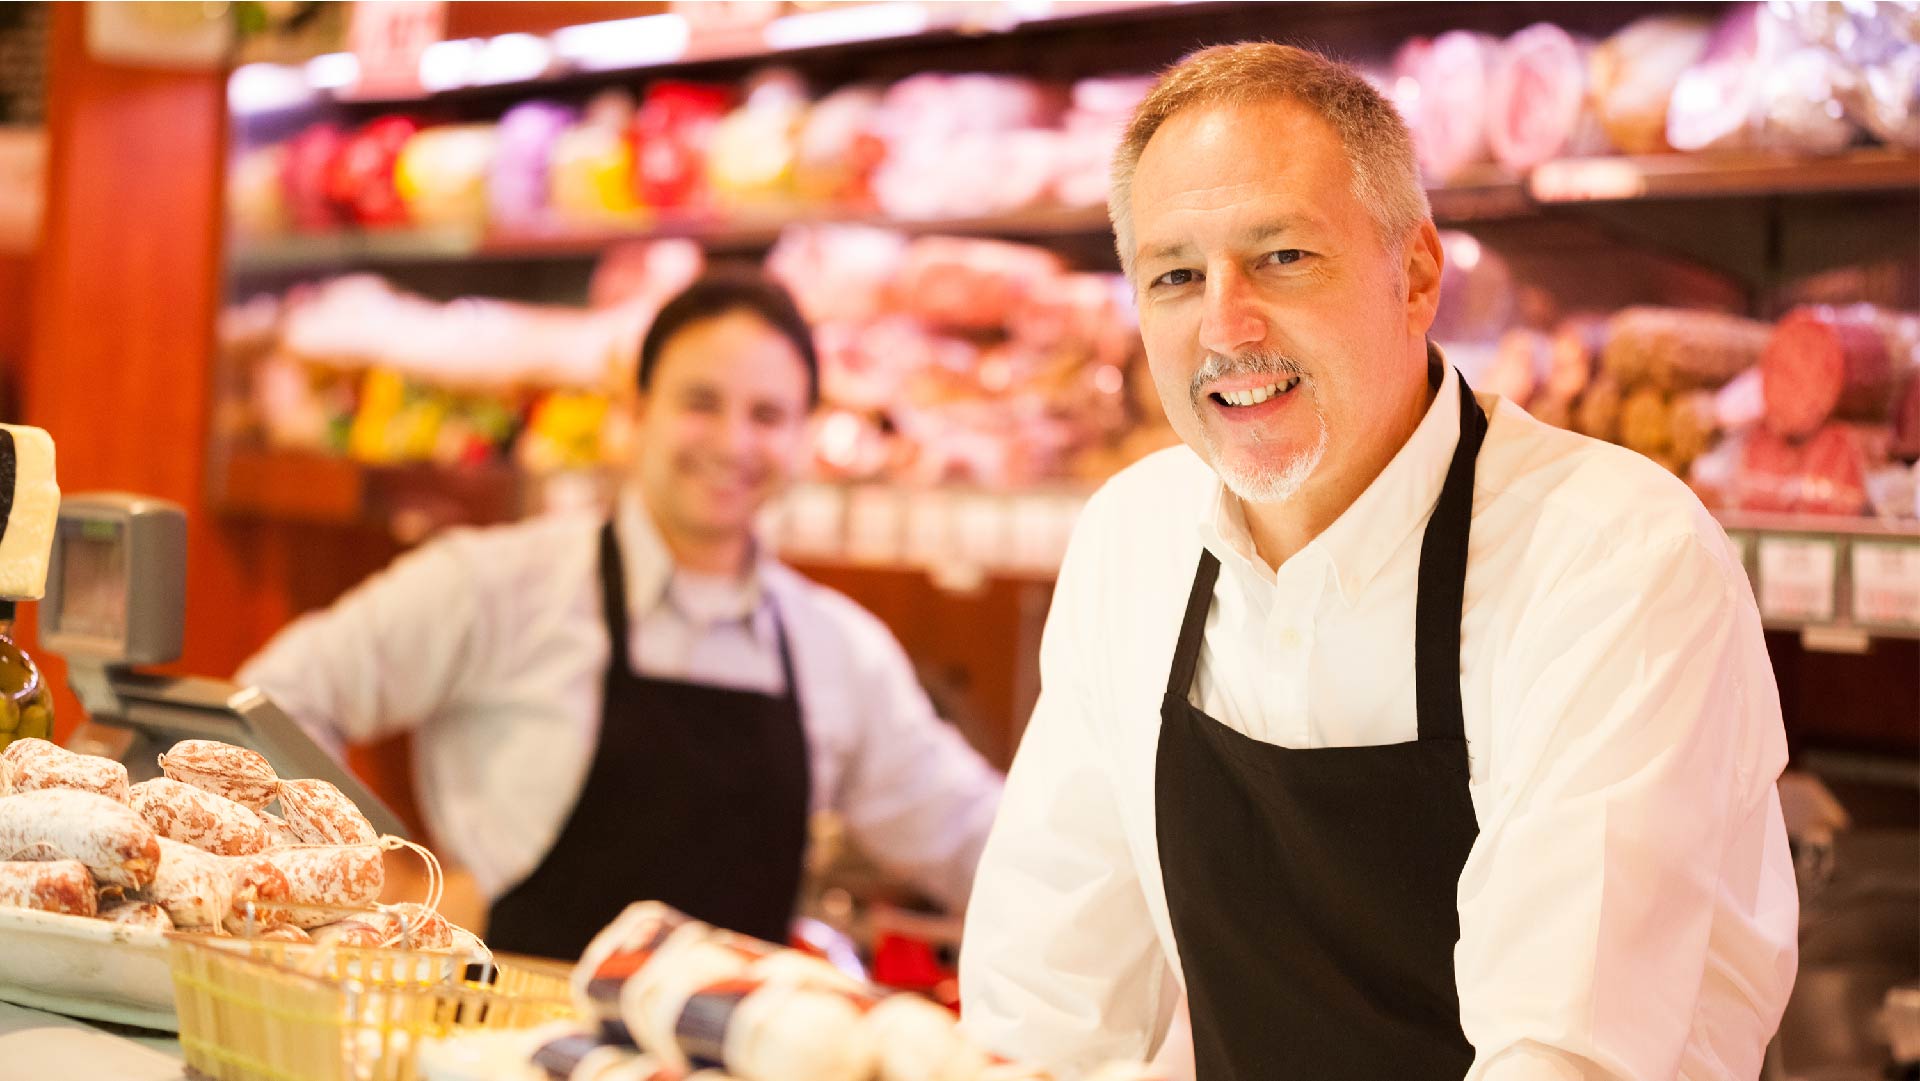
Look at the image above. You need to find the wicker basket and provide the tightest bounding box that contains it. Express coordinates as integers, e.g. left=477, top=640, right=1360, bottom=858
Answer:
left=167, top=935, right=577, bottom=1081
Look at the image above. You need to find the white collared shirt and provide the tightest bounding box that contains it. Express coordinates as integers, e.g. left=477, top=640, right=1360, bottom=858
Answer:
left=237, top=489, right=1004, bottom=909
left=960, top=363, right=1799, bottom=1080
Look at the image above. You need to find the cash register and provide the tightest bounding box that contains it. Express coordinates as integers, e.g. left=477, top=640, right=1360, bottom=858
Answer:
left=40, top=492, right=409, bottom=839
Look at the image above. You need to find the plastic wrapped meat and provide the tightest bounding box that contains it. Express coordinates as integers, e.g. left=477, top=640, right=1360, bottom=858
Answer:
left=550, top=92, right=640, bottom=224
left=1412, top=31, right=1499, bottom=183
left=707, top=71, right=808, bottom=208
left=793, top=85, right=887, bottom=208
left=1853, top=44, right=1920, bottom=148
left=1486, top=23, right=1605, bottom=171
left=490, top=101, right=577, bottom=228
left=1758, top=46, right=1861, bottom=153
left=632, top=81, right=734, bottom=211
left=870, top=74, right=1063, bottom=219
left=281, top=123, right=349, bottom=233
left=395, top=124, right=499, bottom=230
left=894, top=238, right=1065, bottom=332
left=1590, top=15, right=1714, bottom=153
left=327, top=115, right=420, bottom=228
left=1667, top=4, right=1775, bottom=152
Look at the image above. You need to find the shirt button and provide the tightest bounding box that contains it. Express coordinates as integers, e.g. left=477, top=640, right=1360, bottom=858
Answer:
left=1277, top=629, right=1302, bottom=649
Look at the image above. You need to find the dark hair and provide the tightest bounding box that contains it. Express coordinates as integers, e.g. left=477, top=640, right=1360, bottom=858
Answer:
left=637, top=269, right=820, bottom=408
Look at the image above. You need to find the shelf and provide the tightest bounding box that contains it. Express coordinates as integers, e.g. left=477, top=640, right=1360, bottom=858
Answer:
left=209, top=449, right=1920, bottom=628
left=225, top=150, right=1918, bottom=277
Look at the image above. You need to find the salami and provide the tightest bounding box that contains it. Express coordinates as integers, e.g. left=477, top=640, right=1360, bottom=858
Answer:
left=1602, top=308, right=1770, bottom=392
left=99, top=899, right=172, bottom=930
left=0, top=789, right=159, bottom=889
left=660, top=978, right=874, bottom=1081
left=1737, top=429, right=1804, bottom=512
left=1668, top=391, right=1721, bottom=466
left=1413, top=31, right=1499, bottom=183
left=311, top=909, right=406, bottom=948
left=130, top=777, right=270, bottom=856
left=221, top=851, right=297, bottom=934
left=256, top=810, right=301, bottom=847
left=1893, top=373, right=1920, bottom=462
left=1798, top=424, right=1884, bottom=517
left=574, top=902, right=703, bottom=1043
left=386, top=901, right=453, bottom=949
left=867, top=993, right=989, bottom=1081
left=158, top=740, right=280, bottom=811
left=1763, top=308, right=1898, bottom=438
left=1574, top=376, right=1623, bottom=443
left=256, top=844, right=385, bottom=929
left=0, top=858, right=96, bottom=916
left=1486, top=23, right=1599, bottom=171
left=149, top=836, right=236, bottom=929
left=255, top=925, right=312, bottom=943
left=277, top=779, right=378, bottom=846
left=0, top=739, right=130, bottom=803
left=1619, top=387, right=1672, bottom=459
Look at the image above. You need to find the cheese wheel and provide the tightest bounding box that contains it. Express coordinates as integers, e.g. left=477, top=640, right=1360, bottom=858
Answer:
left=0, top=424, right=58, bottom=600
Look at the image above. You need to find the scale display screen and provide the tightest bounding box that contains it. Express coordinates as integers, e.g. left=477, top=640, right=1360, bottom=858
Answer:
left=53, top=516, right=129, bottom=643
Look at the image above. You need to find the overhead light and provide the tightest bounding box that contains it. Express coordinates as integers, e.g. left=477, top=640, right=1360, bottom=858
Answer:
left=551, top=13, right=690, bottom=71
left=227, top=63, right=312, bottom=114
left=763, top=3, right=931, bottom=51
left=472, top=33, right=552, bottom=85
left=418, top=38, right=482, bottom=93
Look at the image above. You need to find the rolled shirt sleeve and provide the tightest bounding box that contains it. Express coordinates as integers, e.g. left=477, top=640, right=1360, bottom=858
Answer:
left=1459, top=531, right=1798, bottom=1080
left=236, top=531, right=486, bottom=751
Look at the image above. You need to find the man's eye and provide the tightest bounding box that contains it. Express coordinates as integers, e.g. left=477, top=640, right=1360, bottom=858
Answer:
left=1151, top=268, right=1196, bottom=289
left=1266, top=249, right=1306, bottom=266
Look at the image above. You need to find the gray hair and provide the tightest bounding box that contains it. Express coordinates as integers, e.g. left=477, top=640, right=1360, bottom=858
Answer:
left=1109, top=42, right=1430, bottom=278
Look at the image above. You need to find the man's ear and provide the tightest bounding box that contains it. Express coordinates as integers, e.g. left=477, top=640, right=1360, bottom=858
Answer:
left=1404, top=219, right=1445, bottom=335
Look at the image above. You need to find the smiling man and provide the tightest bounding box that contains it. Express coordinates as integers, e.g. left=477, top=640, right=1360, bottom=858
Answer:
left=240, top=270, right=1002, bottom=960
left=960, top=44, right=1798, bottom=1080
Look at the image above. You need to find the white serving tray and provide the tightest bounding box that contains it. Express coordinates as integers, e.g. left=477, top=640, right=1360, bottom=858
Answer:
left=0, top=907, right=177, bottom=1031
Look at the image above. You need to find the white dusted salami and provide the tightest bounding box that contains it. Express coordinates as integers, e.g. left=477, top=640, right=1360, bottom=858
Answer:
left=530, top=1029, right=667, bottom=1081
left=1485, top=23, right=1602, bottom=171
left=386, top=900, right=453, bottom=948
left=256, top=809, right=300, bottom=847
left=1590, top=15, right=1713, bottom=154
left=256, top=843, right=384, bottom=928
left=220, top=850, right=297, bottom=934
left=277, top=778, right=378, bottom=846
left=0, top=858, right=96, bottom=916
left=1, top=738, right=130, bottom=803
left=1602, top=307, right=1770, bottom=392
left=158, top=739, right=280, bottom=811
left=148, top=836, right=236, bottom=929
left=99, top=899, right=172, bottom=930
left=866, top=993, right=988, bottom=1081
left=664, top=978, right=874, bottom=1081
left=574, top=902, right=703, bottom=1044
left=0, top=788, right=159, bottom=889
left=130, top=777, right=270, bottom=856
left=311, top=907, right=408, bottom=948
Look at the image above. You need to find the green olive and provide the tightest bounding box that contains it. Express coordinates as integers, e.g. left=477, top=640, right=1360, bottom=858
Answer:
left=0, top=697, right=18, bottom=735
left=19, top=704, right=50, bottom=741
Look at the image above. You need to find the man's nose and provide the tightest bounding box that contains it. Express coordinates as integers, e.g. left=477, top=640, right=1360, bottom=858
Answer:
left=1198, top=268, right=1267, bottom=358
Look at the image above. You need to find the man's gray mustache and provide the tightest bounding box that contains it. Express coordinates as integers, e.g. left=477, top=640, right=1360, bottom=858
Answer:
left=1189, top=352, right=1307, bottom=403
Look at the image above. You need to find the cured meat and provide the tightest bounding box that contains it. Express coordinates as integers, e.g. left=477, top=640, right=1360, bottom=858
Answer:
left=1, top=739, right=130, bottom=803
left=1737, top=429, right=1804, bottom=512
left=867, top=993, right=989, bottom=1081
left=220, top=851, right=297, bottom=934
left=1574, top=376, right=1623, bottom=443
left=658, top=977, right=874, bottom=1081
left=158, top=739, right=280, bottom=811
left=1798, top=424, right=1885, bottom=517
left=1602, top=308, right=1770, bottom=392
left=256, top=810, right=301, bottom=847
left=130, top=777, right=270, bottom=856
left=1893, top=373, right=1920, bottom=462
left=1413, top=31, right=1500, bottom=183
left=1763, top=308, right=1898, bottom=438
left=311, top=908, right=407, bottom=948
left=1619, top=387, right=1672, bottom=459
left=386, top=901, right=453, bottom=949
left=1669, top=391, right=1721, bottom=465
left=1667, top=4, right=1770, bottom=152
left=531, top=1029, right=666, bottom=1081
left=256, top=844, right=385, bottom=929
left=1483, top=328, right=1550, bottom=408
left=0, top=789, right=159, bottom=889
left=1590, top=16, right=1713, bottom=154
left=1486, top=23, right=1601, bottom=171
left=0, top=858, right=95, bottom=917
left=277, top=778, right=378, bottom=846
left=99, top=899, right=172, bottom=930
left=254, top=925, right=312, bottom=943
left=148, top=836, right=235, bottom=929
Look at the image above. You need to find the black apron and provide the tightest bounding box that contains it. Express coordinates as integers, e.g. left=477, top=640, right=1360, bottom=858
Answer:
left=1155, top=370, right=1488, bottom=1079
left=487, top=522, right=812, bottom=960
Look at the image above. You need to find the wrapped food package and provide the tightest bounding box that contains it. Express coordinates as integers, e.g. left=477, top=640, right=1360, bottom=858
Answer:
left=1412, top=31, right=1499, bottom=183
left=1485, top=23, right=1605, bottom=171
left=327, top=115, right=420, bottom=228
left=1758, top=46, right=1862, bottom=154
left=282, top=123, right=349, bottom=233
left=1590, top=15, right=1713, bottom=154
left=894, top=238, right=1065, bottom=332
left=1762, top=306, right=1900, bottom=438
left=707, top=72, right=808, bottom=209
left=491, top=101, right=578, bottom=229
left=551, top=92, right=641, bottom=224
left=632, top=81, right=734, bottom=211
left=1601, top=307, right=1771, bottom=392
left=1852, top=43, right=1920, bottom=149
left=793, top=85, right=887, bottom=208
left=1052, top=77, right=1152, bottom=208
left=1893, top=371, right=1920, bottom=461
left=658, top=977, right=874, bottom=1081
left=870, top=75, right=1062, bottom=220
left=1784, top=0, right=1920, bottom=148
left=396, top=124, right=500, bottom=230
left=1667, top=3, right=1774, bottom=153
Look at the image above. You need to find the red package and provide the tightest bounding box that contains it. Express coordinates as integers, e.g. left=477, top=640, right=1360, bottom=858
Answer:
left=281, top=123, right=349, bottom=233
left=632, top=82, right=734, bottom=211
left=326, top=115, right=420, bottom=228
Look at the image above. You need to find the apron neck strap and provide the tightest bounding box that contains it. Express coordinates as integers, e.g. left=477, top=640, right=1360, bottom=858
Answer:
left=1167, top=551, right=1223, bottom=698
left=1413, top=373, right=1488, bottom=743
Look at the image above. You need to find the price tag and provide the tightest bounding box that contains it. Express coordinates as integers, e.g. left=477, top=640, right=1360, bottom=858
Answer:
left=952, top=493, right=1009, bottom=570
left=1006, top=495, right=1060, bottom=571
left=349, top=0, right=446, bottom=96
left=780, top=483, right=845, bottom=559
left=844, top=486, right=905, bottom=566
left=1850, top=541, right=1920, bottom=629
left=1757, top=536, right=1838, bottom=624
left=904, top=490, right=953, bottom=568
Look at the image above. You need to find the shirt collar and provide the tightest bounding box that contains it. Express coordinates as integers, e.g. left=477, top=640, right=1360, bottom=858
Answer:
left=615, top=486, right=770, bottom=628
left=1197, top=346, right=1465, bottom=603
